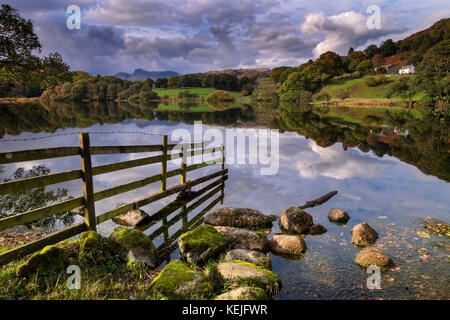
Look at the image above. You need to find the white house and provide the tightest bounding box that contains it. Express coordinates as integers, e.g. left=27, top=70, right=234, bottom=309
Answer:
left=399, top=65, right=415, bottom=74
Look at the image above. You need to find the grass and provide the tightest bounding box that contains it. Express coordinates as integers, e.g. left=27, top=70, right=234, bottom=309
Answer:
left=154, top=87, right=242, bottom=99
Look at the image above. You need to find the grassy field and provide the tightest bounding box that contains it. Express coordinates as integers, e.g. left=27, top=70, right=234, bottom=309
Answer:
left=153, top=87, right=243, bottom=99
left=318, top=75, right=425, bottom=100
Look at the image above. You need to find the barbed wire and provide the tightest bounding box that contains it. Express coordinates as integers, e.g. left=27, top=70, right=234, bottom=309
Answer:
left=0, top=130, right=205, bottom=144
left=0, top=131, right=170, bottom=142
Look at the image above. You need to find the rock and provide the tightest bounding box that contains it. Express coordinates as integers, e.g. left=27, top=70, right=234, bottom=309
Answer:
left=327, top=208, right=350, bottom=225
left=223, top=249, right=272, bottom=269
left=214, top=286, right=267, bottom=300
left=79, top=231, right=104, bottom=261
left=424, top=217, right=450, bottom=236
left=16, top=245, right=67, bottom=277
left=351, top=222, right=378, bottom=247
left=204, top=208, right=273, bottom=230
left=279, top=207, right=313, bottom=234
left=213, top=226, right=269, bottom=253
left=269, top=235, right=307, bottom=258
left=217, top=261, right=281, bottom=295
left=109, top=227, right=157, bottom=268
left=149, top=259, right=215, bottom=300
left=308, top=224, right=327, bottom=235
left=355, top=247, right=395, bottom=271
left=178, top=225, right=229, bottom=265
left=112, top=209, right=149, bottom=226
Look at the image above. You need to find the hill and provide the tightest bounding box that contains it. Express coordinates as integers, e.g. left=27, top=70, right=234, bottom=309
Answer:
left=114, top=69, right=179, bottom=81
left=200, top=68, right=269, bottom=78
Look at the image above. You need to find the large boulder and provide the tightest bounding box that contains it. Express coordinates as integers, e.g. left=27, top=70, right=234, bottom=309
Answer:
left=149, top=259, right=215, bottom=300
left=214, top=286, right=267, bottom=300
left=223, top=249, right=272, bottom=270
left=213, top=226, right=269, bottom=253
left=217, top=261, right=281, bottom=296
left=327, top=208, right=350, bottom=225
left=269, top=235, right=307, bottom=258
left=16, top=245, right=67, bottom=277
left=112, top=209, right=149, bottom=227
left=109, top=227, right=157, bottom=268
left=178, top=225, right=229, bottom=265
left=355, top=247, right=395, bottom=271
left=351, top=222, right=378, bottom=247
left=308, top=224, right=327, bottom=235
left=279, top=207, right=313, bottom=234
left=204, top=208, right=273, bottom=230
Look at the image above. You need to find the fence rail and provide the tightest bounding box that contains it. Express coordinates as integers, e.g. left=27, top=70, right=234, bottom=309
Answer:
left=0, top=133, right=226, bottom=266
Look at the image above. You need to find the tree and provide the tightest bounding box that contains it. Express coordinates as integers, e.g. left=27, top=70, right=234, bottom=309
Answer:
left=155, top=77, right=168, bottom=88
left=335, top=88, right=350, bottom=100
left=386, top=77, right=420, bottom=111
left=380, top=39, right=398, bottom=57
left=364, top=44, right=379, bottom=60
left=356, top=59, right=373, bottom=73
left=270, top=66, right=291, bottom=83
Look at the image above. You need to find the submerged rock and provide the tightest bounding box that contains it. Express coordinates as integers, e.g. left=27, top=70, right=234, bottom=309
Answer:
left=112, top=209, right=149, bottom=227
left=217, top=261, right=282, bottom=295
left=214, top=286, right=267, bottom=300
left=213, top=226, right=269, bottom=253
left=204, top=208, right=273, bottom=229
left=178, top=225, right=229, bottom=265
left=351, top=222, right=378, bottom=247
left=327, top=208, right=350, bottom=225
left=308, top=224, right=327, bottom=235
left=279, top=207, right=313, bottom=234
left=149, top=259, right=215, bottom=300
left=109, top=227, right=157, bottom=268
left=16, top=245, right=67, bottom=277
left=223, top=249, right=272, bottom=270
left=269, top=235, right=307, bottom=258
left=355, top=247, right=395, bottom=271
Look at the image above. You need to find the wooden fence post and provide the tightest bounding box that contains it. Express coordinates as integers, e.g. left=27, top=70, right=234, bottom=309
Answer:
left=79, top=133, right=96, bottom=231
left=161, top=135, right=168, bottom=191
left=221, top=143, right=225, bottom=204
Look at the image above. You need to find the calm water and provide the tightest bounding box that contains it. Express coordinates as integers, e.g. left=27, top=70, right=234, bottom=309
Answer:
left=0, top=101, right=449, bottom=300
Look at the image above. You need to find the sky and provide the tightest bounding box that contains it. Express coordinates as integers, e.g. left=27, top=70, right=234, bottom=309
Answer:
left=7, top=0, right=450, bottom=75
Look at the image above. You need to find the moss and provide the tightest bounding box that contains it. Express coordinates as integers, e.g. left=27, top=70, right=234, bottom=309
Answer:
left=79, top=231, right=103, bottom=261
left=149, top=259, right=215, bottom=300
left=178, top=225, right=228, bottom=265
left=16, top=245, right=67, bottom=278
left=109, top=227, right=156, bottom=254
left=231, top=260, right=282, bottom=296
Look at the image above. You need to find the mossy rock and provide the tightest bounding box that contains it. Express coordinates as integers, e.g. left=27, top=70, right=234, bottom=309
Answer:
left=16, top=245, right=67, bottom=278
left=149, top=259, right=215, bottom=300
left=355, top=247, right=395, bottom=271
left=204, top=208, right=273, bottom=229
left=178, top=225, right=229, bottom=265
left=79, top=231, right=103, bottom=261
left=214, top=286, right=268, bottom=300
left=279, top=207, right=313, bottom=234
left=109, top=227, right=157, bottom=267
left=217, top=260, right=282, bottom=296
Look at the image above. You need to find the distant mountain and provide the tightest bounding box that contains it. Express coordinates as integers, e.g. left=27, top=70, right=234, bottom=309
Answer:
left=114, top=69, right=179, bottom=81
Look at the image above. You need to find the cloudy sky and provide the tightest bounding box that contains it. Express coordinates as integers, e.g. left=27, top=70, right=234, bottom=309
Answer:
left=8, top=0, right=450, bottom=75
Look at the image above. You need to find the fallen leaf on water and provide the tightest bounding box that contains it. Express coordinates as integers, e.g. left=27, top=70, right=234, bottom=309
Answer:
left=417, top=231, right=430, bottom=239
left=378, top=216, right=388, bottom=219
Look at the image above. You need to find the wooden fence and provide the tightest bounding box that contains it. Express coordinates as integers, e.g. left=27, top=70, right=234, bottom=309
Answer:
left=0, top=133, right=227, bottom=266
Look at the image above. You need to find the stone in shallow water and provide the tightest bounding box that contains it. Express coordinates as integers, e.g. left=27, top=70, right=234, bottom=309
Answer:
left=204, top=208, right=273, bottom=229
left=213, top=226, right=269, bottom=253
left=223, top=249, right=272, bottom=269
left=149, top=259, right=215, bottom=300
left=217, top=261, right=282, bottom=295
left=178, top=225, right=229, bottom=265
left=308, top=224, right=327, bottom=235
left=355, top=247, right=395, bottom=271
left=351, top=222, right=378, bottom=247
left=112, top=209, right=149, bottom=226
left=327, top=208, right=350, bottom=225
left=279, top=207, right=313, bottom=234
left=269, top=234, right=307, bottom=257
left=214, top=286, right=267, bottom=300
